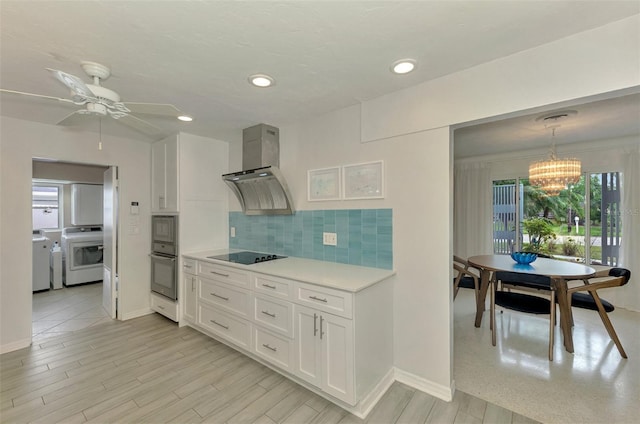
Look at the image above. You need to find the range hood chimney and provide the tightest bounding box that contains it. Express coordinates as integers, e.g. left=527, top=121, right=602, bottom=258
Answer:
left=222, top=124, right=295, bottom=215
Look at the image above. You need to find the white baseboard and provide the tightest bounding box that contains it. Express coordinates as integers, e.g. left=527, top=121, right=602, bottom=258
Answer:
left=1, top=337, right=31, bottom=354
left=121, top=307, right=153, bottom=321
left=350, top=367, right=396, bottom=418
left=394, top=367, right=454, bottom=401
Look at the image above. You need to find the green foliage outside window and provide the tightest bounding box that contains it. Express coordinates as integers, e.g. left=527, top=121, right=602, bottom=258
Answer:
left=522, top=217, right=556, bottom=254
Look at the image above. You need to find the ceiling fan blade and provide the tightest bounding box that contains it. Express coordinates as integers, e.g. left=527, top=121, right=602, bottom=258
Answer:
left=57, top=110, right=89, bottom=127
left=115, top=113, right=167, bottom=139
left=0, top=88, right=75, bottom=105
left=46, top=68, right=95, bottom=99
left=123, top=102, right=183, bottom=117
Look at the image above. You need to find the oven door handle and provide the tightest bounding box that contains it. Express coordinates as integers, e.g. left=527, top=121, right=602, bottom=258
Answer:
left=149, top=253, right=176, bottom=262
left=98, top=245, right=104, bottom=250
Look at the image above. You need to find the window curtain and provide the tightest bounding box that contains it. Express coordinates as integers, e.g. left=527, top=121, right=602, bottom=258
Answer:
left=454, top=162, right=493, bottom=259
left=608, top=146, right=640, bottom=312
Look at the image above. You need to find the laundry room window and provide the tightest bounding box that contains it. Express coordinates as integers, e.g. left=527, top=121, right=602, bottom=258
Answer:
left=32, top=184, right=62, bottom=230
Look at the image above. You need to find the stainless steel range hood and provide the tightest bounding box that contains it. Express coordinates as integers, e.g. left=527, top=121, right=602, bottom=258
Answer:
left=222, top=124, right=295, bottom=215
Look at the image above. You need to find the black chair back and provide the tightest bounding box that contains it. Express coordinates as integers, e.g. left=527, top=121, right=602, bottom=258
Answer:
left=609, top=268, right=631, bottom=285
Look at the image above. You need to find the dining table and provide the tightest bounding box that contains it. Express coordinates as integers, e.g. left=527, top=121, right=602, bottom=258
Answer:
left=467, top=254, right=596, bottom=353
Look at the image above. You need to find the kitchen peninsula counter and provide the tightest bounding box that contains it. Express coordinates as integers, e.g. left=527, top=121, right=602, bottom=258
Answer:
left=183, top=249, right=395, bottom=292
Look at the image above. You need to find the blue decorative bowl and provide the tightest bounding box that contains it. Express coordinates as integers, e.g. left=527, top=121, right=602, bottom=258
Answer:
left=510, top=251, right=538, bottom=265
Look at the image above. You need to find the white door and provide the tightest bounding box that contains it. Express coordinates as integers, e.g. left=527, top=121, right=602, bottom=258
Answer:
left=321, top=313, right=355, bottom=404
left=294, top=305, right=322, bottom=386
left=103, top=166, right=118, bottom=318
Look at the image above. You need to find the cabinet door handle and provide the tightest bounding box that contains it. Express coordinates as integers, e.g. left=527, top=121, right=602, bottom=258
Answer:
left=319, top=315, right=324, bottom=340
left=157, top=305, right=165, bottom=310
left=309, top=295, right=328, bottom=303
left=159, top=195, right=165, bottom=209
left=261, top=310, right=276, bottom=318
left=191, top=279, right=195, bottom=291
left=313, top=313, right=318, bottom=336
left=210, top=320, right=229, bottom=330
left=211, top=293, right=229, bottom=301
left=184, top=264, right=193, bottom=269
left=210, top=271, right=229, bottom=277
left=262, top=283, right=277, bottom=289
left=262, top=343, right=277, bottom=352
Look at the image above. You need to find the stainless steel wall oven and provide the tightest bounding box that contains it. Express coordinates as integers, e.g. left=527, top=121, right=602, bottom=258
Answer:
left=150, top=215, right=178, bottom=300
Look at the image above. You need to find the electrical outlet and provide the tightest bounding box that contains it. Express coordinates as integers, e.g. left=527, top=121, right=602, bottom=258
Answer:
left=230, top=227, right=236, bottom=237
left=323, top=232, right=337, bottom=246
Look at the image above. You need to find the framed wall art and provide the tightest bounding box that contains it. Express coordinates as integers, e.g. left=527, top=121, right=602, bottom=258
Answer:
left=343, top=160, right=384, bottom=200
left=308, top=167, right=341, bottom=201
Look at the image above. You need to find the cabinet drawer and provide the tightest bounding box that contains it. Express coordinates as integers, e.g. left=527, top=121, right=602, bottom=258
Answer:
left=182, top=258, right=197, bottom=275
left=253, top=327, right=294, bottom=371
left=254, top=274, right=294, bottom=299
left=199, top=304, right=251, bottom=350
left=199, top=278, right=250, bottom=318
left=253, top=295, right=294, bottom=338
left=295, top=283, right=353, bottom=319
left=151, top=292, right=179, bottom=322
left=199, top=262, right=250, bottom=288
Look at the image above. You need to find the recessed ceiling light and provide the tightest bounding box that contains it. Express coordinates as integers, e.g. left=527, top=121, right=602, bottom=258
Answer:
left=391, top=59, right=417, bottom=75
left=249, top=74, right=275, bottom=88
left=177, top=115, right=193, bottom=122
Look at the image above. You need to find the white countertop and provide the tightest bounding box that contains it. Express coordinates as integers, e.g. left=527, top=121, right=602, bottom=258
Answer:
left=183, top=249, right=395, bottom=293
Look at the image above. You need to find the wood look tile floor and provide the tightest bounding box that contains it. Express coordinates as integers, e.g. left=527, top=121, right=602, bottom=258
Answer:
left=1, top=287, right=539, bottom=424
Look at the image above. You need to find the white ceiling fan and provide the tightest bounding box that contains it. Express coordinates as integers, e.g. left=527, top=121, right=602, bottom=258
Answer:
left=0, top=61, right=189, bottom=139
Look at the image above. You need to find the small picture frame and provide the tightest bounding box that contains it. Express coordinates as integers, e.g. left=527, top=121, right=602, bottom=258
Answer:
left=308, top=167, right=341, bottom=201
left=343, top=160, right=384, bottom=200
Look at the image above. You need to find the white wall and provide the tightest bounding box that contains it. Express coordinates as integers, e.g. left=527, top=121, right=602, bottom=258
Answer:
left=0, top=116, right=152, bottom=352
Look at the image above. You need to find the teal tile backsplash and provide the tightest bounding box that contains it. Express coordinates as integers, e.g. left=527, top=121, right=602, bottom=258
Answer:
left=229, top=209, right=393, bottom=269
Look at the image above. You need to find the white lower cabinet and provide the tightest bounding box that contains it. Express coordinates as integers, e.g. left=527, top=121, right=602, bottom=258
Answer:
left=295, top=305, right=355, bottom=404
left=253, top=326, right=295, bottom=372
left=150, top=292, right=179, bottom=322
left=199, top=302, right=251, bottom=350
left=184, top=256, right=393, bottom=417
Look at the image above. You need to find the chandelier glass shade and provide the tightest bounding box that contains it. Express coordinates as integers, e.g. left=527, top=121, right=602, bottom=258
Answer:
left=529, top=155, right=581, bottom=195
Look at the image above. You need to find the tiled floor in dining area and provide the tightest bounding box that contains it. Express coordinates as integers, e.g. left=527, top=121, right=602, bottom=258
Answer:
left=454, top=287, right=640, bottom=424
left=32, top=282, right=111, bottom=343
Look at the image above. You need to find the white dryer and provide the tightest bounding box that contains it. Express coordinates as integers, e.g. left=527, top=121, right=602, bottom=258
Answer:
left=61, top=227, right=104, bottom=286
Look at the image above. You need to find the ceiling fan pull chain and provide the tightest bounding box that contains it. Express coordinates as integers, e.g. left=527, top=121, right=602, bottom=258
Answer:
left=98, top=118, right=103, bottom=151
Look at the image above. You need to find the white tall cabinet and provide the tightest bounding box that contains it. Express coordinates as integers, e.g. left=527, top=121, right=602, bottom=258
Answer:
left=150, top=133, right=229, bottom=322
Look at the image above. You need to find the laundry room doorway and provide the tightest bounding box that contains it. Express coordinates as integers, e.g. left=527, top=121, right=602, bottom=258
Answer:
left=31, top=159, right=119, bottom=342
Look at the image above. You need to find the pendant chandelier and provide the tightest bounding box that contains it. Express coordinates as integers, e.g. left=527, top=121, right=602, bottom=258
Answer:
left=529, top=123, right=581, bottom=196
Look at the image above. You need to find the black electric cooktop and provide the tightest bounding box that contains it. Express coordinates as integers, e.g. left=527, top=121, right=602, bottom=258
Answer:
left=207, top=251, right=286, bottom=265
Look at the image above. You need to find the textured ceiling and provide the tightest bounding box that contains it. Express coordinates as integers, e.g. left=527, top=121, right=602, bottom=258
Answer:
left=1, top=1, right=638, bottom=154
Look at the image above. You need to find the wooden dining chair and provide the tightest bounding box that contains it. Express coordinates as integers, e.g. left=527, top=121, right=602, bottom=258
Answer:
left=490, top=271, right=556, bottom=360
left=567, top=267, right=631, bottom=358
left=453, top=255, right=479, bottom=301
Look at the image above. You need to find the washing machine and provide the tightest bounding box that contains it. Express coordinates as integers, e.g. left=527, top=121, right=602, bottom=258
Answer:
left=32, top=231, right=51, bottom=291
